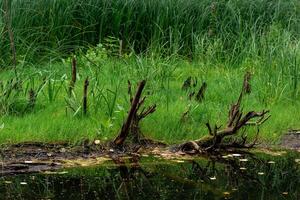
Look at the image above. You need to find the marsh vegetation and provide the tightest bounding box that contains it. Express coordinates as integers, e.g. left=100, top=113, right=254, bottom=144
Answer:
left=0, top=1, right=299, bottom=197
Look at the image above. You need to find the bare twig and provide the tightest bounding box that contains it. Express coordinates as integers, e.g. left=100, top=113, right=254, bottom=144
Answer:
left=138, top=105, right=156, bottom=120
left=206, top=123, right=213, bottom=136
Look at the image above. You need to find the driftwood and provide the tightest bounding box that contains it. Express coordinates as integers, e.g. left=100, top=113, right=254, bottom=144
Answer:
left=112, top=72, right=269, bottom=153
left=114, top=80, right=160, bottom=147
left=127, top=81, right=157, bottom=144
left=114, top=80, right=146, bottom=146
left=178, top=72, right=270, bottom=154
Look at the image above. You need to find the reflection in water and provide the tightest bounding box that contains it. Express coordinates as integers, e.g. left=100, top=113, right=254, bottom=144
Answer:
left=0, top=151, right=299, bottom=200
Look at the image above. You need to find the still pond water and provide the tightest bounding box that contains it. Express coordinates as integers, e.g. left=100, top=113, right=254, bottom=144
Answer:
left=0, top=151, right=299, bottom=200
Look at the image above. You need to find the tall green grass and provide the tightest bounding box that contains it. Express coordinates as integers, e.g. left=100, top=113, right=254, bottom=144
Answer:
left=0, top=0, right=299, bottom=64
left=0, top=53, right=299, bottom=144
left=0, top=0, right=299, bottom=145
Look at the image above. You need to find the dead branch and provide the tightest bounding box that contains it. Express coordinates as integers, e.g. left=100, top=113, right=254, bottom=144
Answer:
left=178, top=72, right=270, bottom=153
left=114, top=80, right=146, bottom=146
left=113, top=80, right=163, bottom=148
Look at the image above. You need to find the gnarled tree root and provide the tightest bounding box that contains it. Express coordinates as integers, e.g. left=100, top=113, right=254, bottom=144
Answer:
left=112, top=80, right=166, bottom=151
left=176, top=72, right=270, bottom=154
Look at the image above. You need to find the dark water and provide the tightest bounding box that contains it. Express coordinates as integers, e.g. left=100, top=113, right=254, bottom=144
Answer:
left=0, top=151, right=299, bottom=200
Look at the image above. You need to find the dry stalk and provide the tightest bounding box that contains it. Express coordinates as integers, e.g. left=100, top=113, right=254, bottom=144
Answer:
left=69, top=57, right=77, bottom=96
left=83, top=77, right=89, bottom=115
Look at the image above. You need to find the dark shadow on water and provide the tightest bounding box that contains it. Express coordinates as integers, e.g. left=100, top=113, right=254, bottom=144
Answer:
left=0, top=151, right=299, bottom=200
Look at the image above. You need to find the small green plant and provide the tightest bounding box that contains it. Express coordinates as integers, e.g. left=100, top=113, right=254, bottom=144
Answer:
left=0, top=77, right=45, bottom=115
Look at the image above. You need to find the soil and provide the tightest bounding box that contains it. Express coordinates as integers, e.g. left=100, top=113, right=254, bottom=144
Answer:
left=0, top=141, right=165, bottom=175
left=0, top=141, right=107, bottom=175
left=1, top=134, right=300, bottom=176
left=280, top=130, right=300, bottom=150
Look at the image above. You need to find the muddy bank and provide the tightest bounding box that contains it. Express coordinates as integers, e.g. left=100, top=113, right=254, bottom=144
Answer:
left=1, top=150, right=299, bottom=200
left=0, top=75, right=274, bottom=175
left=0, top=139, right=299, bottom=176
left=0, top=142, right=106, bottom=175
left=280, top=130, right=300, bottom=150
left=0, top=141, right=168, bottom=175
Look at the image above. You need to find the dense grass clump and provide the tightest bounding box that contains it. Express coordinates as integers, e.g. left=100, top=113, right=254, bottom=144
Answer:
left=0, top=0, right=299, bottom=63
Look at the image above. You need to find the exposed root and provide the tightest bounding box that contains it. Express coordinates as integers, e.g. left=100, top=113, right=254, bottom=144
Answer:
left=111, top=72, right=270, bottom=154
left=178, top=72, right=270, bottom=154
left=113, top=80, right=165, bottom=149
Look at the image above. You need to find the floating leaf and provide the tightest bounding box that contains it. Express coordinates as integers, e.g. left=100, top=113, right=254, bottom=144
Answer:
left=223, top=192, right=230, bottom=196
left=172, top=160, right=185, bottom=163
left=44, top=171, right=68, bottom=175
left=60, top=148, right=66, bottom=153
left=94, top=140, right=101, bottom=145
